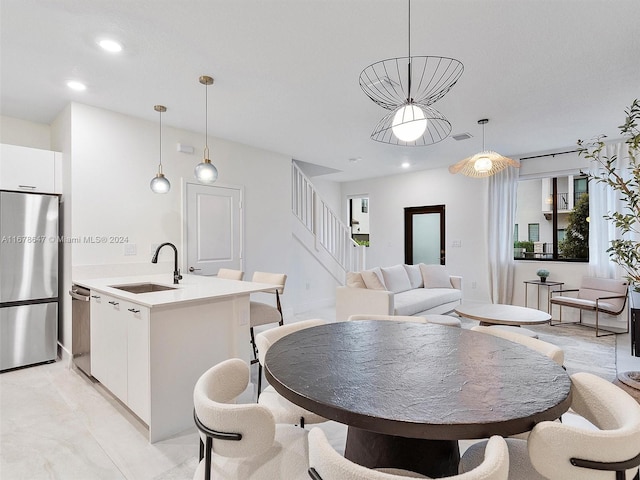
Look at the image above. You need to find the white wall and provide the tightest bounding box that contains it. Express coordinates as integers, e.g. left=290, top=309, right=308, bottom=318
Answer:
left=341, top=167, right=491, bottom=302
left=1, top=116, right=51, bottom=149
left=3, top=106, right=339, bottom=351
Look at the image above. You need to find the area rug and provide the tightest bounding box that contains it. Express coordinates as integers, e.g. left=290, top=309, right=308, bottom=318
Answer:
left=457, top=318, right=617, bottom=382
left=527, top=323, right=617, bottom=382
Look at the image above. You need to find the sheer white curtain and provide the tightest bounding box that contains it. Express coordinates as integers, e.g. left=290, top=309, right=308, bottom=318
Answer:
left=488, top=166, right=519, bottom=304
left=588, top=141, right=632, bottom=279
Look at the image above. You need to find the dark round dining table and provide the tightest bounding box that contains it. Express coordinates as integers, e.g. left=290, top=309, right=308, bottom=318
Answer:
left=264, top=320, right=572, bottom=477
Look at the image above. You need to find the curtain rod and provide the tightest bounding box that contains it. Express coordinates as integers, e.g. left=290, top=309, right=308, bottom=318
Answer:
left=519, top=149, right=579, bottom=161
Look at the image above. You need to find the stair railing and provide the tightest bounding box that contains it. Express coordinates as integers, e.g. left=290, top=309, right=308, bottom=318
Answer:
left=292, top=163, right=365, bottom=273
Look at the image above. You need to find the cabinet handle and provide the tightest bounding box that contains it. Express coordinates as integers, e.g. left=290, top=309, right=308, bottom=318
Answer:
left=91, top=295, right=101, bottom=299
left=108, top=300, right=119, bottom=306
left=127, top=308, right=140, bottom=314
left=189, top=267, right=201, bottom=272
left=18, top=185, right=37, bottom=189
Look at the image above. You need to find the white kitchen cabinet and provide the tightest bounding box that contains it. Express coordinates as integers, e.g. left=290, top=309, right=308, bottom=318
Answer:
left=125, top=301, right=150, bottom=423
left=0, top=143, right=62, bottom=194
left=90, top=293, right=128, bottom=402
left=90, top=293, right=150, bottom=423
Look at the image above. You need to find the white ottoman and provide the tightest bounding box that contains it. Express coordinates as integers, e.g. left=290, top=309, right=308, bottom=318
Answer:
left=423, top=314, right=462, bottom=328
left=489, top=324, right=538, bottom=338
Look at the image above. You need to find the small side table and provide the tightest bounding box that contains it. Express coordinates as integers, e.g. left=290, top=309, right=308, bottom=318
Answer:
left=524, top=280, right=564, bottom=313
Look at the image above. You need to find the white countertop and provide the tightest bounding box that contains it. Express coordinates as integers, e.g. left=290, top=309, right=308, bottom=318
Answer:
left=73, top=274, right=277, bottom=308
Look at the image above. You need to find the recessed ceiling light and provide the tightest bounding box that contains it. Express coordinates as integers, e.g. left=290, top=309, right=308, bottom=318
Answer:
left=98, top=39, right=123, bottom=53
left=67, top=81, right=87, bottom=91
left=401, top=162, right=411, bottom=169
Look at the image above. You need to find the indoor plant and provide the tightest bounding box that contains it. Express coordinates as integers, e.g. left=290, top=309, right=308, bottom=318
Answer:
left=578, top=99, right=640, bottom=289
left=536, top=268, right=550, bottom=283
left=578, top=99, right=640, bottom=381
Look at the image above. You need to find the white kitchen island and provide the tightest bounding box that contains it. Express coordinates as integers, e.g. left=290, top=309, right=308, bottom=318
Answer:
left=73, top=273, right=277, bottom=443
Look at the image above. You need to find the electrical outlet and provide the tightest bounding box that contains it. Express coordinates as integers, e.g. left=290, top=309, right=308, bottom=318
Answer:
left=124, top=243, right=137, bottom=256
left=150, top=243, right=159, bottom=254
left=471, top=281, right=477, bottom=289
left=305, top=282, right=310, bottom=290
left=452, top=240, right=462, bottom=248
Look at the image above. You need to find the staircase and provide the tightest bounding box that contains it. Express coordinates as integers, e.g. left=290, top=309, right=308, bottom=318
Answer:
left=291, top=163, right=366, bottom=283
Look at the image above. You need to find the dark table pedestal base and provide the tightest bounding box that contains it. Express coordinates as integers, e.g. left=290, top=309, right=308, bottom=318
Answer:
left=344, top=427, right=460, bottom=478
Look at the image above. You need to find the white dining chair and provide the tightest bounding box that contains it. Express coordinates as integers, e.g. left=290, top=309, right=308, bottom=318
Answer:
left=249, top=271, right=287, bottom=395
left=347, top=314, right=427, bottom=323
left=256, top=319, right=328, bottom=427
left=216, top=268, right=244, bottom=280
left=308, top=427, right=509, bottom=479
left=470, top=325, right=564, bottom=366
left=193, top=358, right=309, bottom=480
left=459, top=372, right=640, bottom=480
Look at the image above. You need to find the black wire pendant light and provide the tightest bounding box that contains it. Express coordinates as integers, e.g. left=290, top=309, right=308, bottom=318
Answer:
left=359, top=0, right=463, bottom=146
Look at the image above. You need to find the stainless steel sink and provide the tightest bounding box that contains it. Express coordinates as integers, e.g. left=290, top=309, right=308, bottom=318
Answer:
left=109, top=283, right=177, bottom=294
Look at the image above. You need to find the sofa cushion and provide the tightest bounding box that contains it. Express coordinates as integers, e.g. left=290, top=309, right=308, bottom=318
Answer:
left=393, top=288, right=462, bottom=316
left=361, top=267, right=386, bottom=290
left=403, top=264, right=424, bottom=289
left=346, top=271, right=366, bottom=288
left=420, top=264, right=452, bottom=289
left=381, top=265, right=412, bottom=294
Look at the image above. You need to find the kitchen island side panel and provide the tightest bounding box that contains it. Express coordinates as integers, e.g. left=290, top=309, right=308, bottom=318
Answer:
left=148, top=294, right=251, bottom=443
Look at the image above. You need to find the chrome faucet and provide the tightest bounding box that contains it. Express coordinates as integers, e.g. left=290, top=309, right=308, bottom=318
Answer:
left=151, top=242, right=183, bottom=284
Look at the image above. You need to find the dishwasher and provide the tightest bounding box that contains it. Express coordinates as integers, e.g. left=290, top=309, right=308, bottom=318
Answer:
left=69, top=285, right=91, bottom=376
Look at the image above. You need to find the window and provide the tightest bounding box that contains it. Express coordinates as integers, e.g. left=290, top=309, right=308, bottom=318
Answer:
left=514, top=175, right=588, bottom=261
left=349, top=197, right=370, bottom=246
left=514, top=224, right=519, bottom=242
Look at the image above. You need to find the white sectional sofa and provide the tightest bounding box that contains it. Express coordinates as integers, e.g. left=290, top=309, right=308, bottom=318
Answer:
left=336, top=263, right=462, bottom=321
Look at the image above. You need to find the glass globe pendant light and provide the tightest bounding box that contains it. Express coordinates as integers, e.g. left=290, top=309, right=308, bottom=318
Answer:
left=194, top=75, right=218, bottom=184
left=150, top=105, right=171, bottom=194
left=392, top=104, right=427, bottom=142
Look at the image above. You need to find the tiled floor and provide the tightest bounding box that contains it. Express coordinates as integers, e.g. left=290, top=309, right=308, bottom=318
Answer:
left=1, top=307, right=638, bottom=479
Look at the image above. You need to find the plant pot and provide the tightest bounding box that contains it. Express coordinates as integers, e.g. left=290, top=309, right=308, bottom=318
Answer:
left=539, top=277, right=547, bottom=283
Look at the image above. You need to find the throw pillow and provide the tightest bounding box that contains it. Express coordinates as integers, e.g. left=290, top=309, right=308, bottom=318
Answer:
left=381, top=265, right=412, bottom=294
left=346, top=271, right=366, bottom=288
left=403, top=264, right=424, bottom=289
left=420, top=264, right=452, bottom=289
left=361, top=267, right=387, bottom=290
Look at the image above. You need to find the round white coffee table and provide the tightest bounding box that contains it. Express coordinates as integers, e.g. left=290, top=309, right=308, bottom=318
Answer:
left=454, top=304, right=551, bottom=338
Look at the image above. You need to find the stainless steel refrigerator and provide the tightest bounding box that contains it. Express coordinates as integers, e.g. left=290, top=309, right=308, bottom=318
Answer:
left=1, top=190, right=59, bottom=371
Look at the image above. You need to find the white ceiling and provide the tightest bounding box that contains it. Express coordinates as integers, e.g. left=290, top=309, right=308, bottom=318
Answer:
left=2, top=0, right=639, bottom=182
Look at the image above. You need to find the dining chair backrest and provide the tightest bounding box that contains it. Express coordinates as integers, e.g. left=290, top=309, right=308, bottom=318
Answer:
left=527, top=371, right=640, bottom=479
left=308, top=427, right=509, bottom=480
left=347, top=314, right=427, bottom=323
left=256, top=319, right=327, bottom=366
left=252, top=271, right=287, bottom=295
left=470, top=325, right=564, bottom=366
left=193, top=358, right=275, bottom=458
left=217, top=268, right=244, bottom=281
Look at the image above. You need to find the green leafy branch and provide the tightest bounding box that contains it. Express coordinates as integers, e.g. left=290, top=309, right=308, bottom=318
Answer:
left=578, top=99, right=640, bottom=286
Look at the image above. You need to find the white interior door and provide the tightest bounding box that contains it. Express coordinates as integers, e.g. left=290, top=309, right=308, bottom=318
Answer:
left=185, top=183, right=242, bottom=276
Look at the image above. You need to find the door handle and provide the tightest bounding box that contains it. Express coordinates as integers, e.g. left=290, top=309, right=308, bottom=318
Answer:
left=189, top=267, right=202, bottom=272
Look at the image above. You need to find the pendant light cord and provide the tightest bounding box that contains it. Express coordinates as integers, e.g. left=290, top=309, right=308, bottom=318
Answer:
left=158, top=108, right=163, bottom=174
left=204, top=82, right=209, bottom=159
left=407, top=0, right=412, bottom=102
